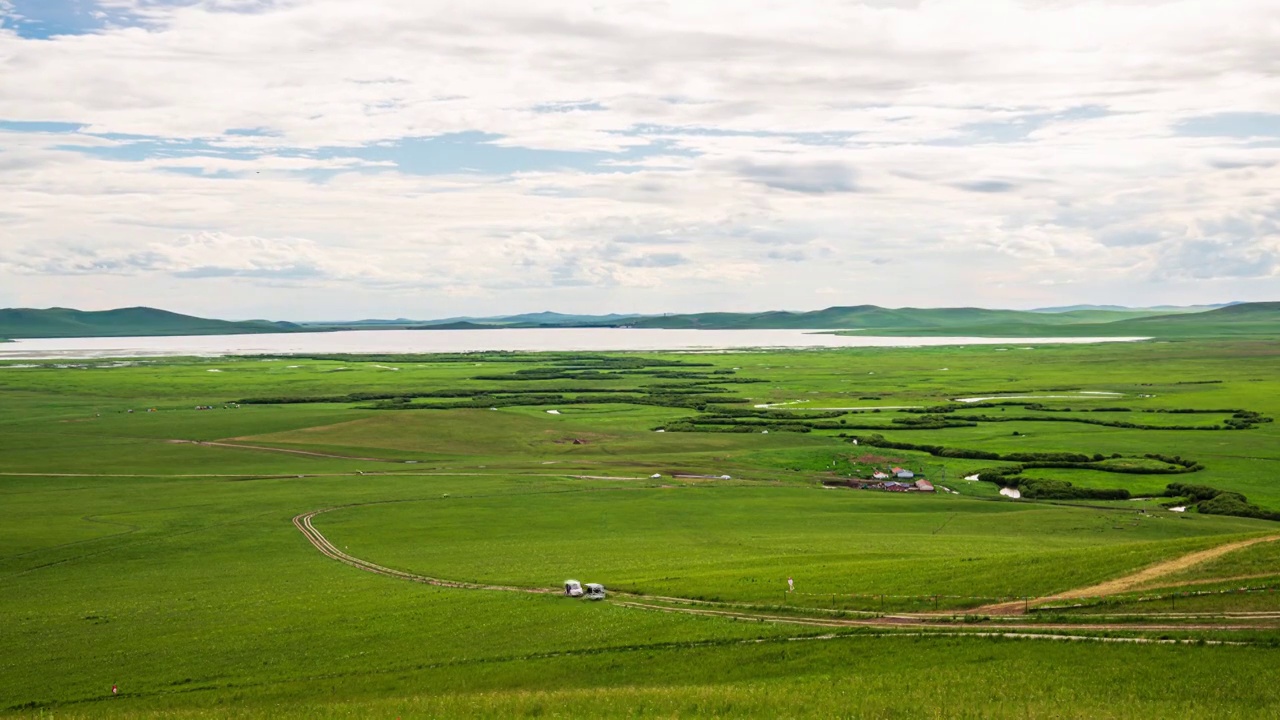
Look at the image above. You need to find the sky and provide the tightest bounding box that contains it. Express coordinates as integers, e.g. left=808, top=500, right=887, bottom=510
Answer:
left=0, top=0, right=1277, bottom=321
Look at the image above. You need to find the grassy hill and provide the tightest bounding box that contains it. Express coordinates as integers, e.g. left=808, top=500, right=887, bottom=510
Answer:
left=615, top=305, right=1040, bottom=330
left=606, top=304, right=1221, bottom=332
left=6, top=303, right=1274, bottom=340
left=0, top=307, right=302, bottom=339
left=585, top=303, right=1275, bottom=338
left=1102, top=302, right=1280, bottom=337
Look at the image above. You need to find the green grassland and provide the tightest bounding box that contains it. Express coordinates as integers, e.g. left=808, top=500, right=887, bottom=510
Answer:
left=315, top=488, right=1260, bottom=609
left=3, top=339, right=1280, bottom=717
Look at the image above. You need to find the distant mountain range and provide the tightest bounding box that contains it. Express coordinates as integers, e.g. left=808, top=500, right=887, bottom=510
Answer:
left=310, top=311, right=642, bottom=328
left=1, top=303, right=1275, bottom=340
left=0, top=307, right=301, bottom=339
left=550, top=303, right=1279, bottom=337
left=1032, top=303, right=1236, bottom=313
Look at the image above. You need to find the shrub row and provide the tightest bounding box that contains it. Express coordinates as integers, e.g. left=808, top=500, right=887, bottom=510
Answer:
left=700, top=408, right=848, bottom=420
left=953, top=413, right=1229, bottom=431
left=1016, top=478, right=1131, bottom=501
left=848, top=434, right=1096, bottom=463
left=237, top=352, right=545, bottom=364
left=237, top=382, right=741, bottom=405
left=1166, top=483, right=1280, bottom=522
left=660, top=421, right=811, bottom=433
left=371, top=393, right=750, bottom=412
left=661, top=416, right=977, bottom=432
left=906, top=402, right=1270, bottom=430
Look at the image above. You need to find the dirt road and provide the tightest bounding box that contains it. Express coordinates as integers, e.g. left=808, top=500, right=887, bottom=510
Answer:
left=293, top=505, right=1280, bottom=635
left=293, top=508, right=554, bottom=594
left=974, top=534, right=1280, bottom=615
left=171, top=439, right=398, bottom=462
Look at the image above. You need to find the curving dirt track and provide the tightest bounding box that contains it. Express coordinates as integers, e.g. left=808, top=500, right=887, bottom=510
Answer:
left=1060, top=535, right=1280, bottom=597
left=172, top=440, right=399, bottom=463
left=975, top=533, right=1280, bottom=615
left=293, top=505, right=1280, bottom=635
left=294, top=508, right=554, bottom=594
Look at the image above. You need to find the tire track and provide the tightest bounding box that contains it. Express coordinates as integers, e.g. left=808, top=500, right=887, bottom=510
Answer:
left=975, top=533, right=1280, bottom=615
left=293, top=508, right=554, bottom=594
left=172, top=440, right=400, bottom=462
left=292, top=506, right=1280, bottom=633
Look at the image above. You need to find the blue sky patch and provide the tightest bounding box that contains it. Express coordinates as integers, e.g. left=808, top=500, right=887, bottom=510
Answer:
left=337, top=132, right=606, bottom=175
left=933, top=105, right=1112, bottom=146
left=54, top=135, right=264, bottom=162
left=623, top=124, right=856, bottom=146
left=531, top=101, right=606, bottom=114
left=24, top=121, right=697, bottom=177
left=0, top=120, right=85, bottom=133
left=1176, top=113, right=1280, bottom=139
left=1, top=0, right=159, bottom=39
left=224, top=127, right=280, bottom=137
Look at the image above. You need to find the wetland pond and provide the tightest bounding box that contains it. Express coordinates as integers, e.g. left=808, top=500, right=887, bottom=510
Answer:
left=0, top=328, right=1149, bottom=359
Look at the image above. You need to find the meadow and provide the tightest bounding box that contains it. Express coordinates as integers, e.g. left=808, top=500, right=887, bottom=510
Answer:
left=3, top=339, right=1280, bottom=717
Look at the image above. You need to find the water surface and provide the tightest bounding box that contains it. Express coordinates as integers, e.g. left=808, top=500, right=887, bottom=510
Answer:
left=0, top=328, right=1149, bottom=359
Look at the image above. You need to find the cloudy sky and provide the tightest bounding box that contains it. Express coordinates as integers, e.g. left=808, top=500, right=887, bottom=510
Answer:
left=1, top=0, right=1277, bottom=320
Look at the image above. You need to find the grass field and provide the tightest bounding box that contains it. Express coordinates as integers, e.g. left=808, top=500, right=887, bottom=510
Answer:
left=3, top=339, right=1280, bottom=717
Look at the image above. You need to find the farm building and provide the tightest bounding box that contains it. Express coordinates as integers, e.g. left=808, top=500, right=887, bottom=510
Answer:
left=914, top=480, right=934, bottom=492
left=896, top=470, right=915, bottom=479
left=884, top=481, right=911, bottom=492
left=873, top=471, right=890, bottom=480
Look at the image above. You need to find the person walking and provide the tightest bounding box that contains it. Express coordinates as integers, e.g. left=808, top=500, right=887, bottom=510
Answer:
left=111, top=684, right=118, bottom=696
left=787, top=576, right=795, bottom=593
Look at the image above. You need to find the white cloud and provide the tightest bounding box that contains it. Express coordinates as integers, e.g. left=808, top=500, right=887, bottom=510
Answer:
left=0, top=231, right=433, bottom=285
left=0, top=0, right=1277, bottom=317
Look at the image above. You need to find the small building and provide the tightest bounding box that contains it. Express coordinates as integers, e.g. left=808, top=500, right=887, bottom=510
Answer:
left=884, top=481, right=911, bottom=492
left=914, top=479, right=934, bottom=492
left=873, top=471, right=890, bottom=480
left=896, top=470, right=915, bottom=479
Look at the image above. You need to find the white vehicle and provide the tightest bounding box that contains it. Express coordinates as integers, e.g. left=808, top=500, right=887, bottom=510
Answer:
left=584, top=583, right=606, bottom=601
left=564, top=579, right=584, bottom=597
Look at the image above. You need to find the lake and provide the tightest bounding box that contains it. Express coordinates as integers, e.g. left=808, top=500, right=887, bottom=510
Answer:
left=0, top=328, right=1149, bottom=359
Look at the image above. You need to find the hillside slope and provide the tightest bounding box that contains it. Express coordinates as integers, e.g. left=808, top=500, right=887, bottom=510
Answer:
left=823, top=302, right=1280, bottom=338
left=611, top=305, right=1158, bottom=330
left=607, top=303, right=1277, bottom=337
left=1103, top=302, right=1280, bottom=336
left=0, top=307, right=302, bottom=339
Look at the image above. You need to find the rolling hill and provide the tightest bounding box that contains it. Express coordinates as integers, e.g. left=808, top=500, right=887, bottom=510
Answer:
left=0, top=307, right=303, bottom=339
left=819, top=303, right=1280, bottom=338
left=1102, top=302, right=1280, bottom=337
left=4, top=302, right=1274, bottom=340
left=298, top=311, right=641, bottom=330
left=611, top=305, right=1044, bottom=330
left=603, top=305, right=1171, bottom=331
left=596, top=303, right=1278, bottom=337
